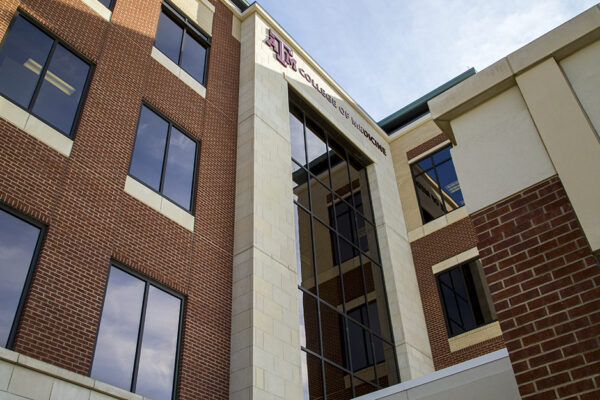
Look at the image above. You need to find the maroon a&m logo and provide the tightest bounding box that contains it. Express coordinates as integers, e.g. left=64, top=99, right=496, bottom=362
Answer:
left=266, top=29, right=297, bottom=71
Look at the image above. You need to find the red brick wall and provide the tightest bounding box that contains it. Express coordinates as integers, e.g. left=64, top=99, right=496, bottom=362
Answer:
left=0, top=0, right=240, bottom=399
left=406, top=133, right=447, bottom=160
left=411, top=217, right=506, bottom=369
left=472, top=176, right=600, bottom=400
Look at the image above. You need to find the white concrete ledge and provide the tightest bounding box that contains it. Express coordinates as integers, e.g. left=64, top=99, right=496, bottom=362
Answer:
left=0, top=347, right=152, bottom=400
left=354, top=348, right=516, bottom=400
left=80, top=0, right=112, bottom=22
left=124, top=176, right=195, bottom=232
left=0, top=95, right=73, bottom=157
left=407, top=207, right=468, bottom=242
left=431, top=247, right=479, bottom=275
left=151, top=47, right=206, bottom=98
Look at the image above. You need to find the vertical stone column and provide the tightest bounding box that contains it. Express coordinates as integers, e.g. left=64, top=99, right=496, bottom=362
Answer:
left=230, top=13, right=302, bottom=400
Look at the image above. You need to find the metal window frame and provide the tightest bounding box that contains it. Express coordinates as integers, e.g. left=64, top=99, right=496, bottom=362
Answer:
left=291, top=98, right=400, bottom=397
left=410, top=144, right=463, bottom=225
left=0, top=203, right=47, bottom=350
left=157, top=1, right=211, bottom=86
left=0, top=11, right=95, bottom=138
left=127, top=101, right=200, bottom=213
left=89, top=261, right=185, bottom=400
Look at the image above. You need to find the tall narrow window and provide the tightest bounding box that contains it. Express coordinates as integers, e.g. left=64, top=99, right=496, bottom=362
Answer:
left=129, top=104, right=198, bottom=211
left=91, top=264, right=183, bottom=400
left=0, top=14, right=92, bottom=137
left=0, top=206, right=44, bottom=349
left=410, top=145, right=464, bottom=224
left=155, top=1, right=210, bottom=85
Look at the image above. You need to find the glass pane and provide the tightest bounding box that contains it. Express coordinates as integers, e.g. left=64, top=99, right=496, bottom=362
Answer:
left=358, top=217, right=379, bottom=264
left=305, top=120, right=329, bottom=187
left=355, top=169, right=374, bottom=223
left=155, top=11, right=183, bottom=64
left=413, top=157, right=432, bottom=174
left=295, top=206, right=315, bottom=290
left=91, top=268, right=145, bottom=391
left=162, top=127, right=196, bottom=210
left=319, top=303, right=345, bottom=365
left=0, top=16, right=53, bottom=108
left=289, top=107, right=306, bottom=170
left=136, top=286, right=181, bottom=400
left=432, top=146, right=451, bottom=164
left=0, top=210, right=41, bottom=347
left=347, top=318, right=370, bottom=372
left=451, top=268, right=475, bottom=332
left=367, top=264, right=392, bottom=341
left=299, top=291, right=320, bottom=354
left=331, top=196, right=355, bottom=243
left=324, top=361, right=352, bottom=399
left=329, top=140, right=350, bottom=197
left=336, top=233, right=359, bottom=266
left=129, top=106, right=169, bottom=191
left=31, top=44, right=90, bottom=134
left=414, top=170, right=445, bottom=222
left=301, top=351, right=323, bottom=399
left=310, top=177, right=333, bottom=227
left=313, top=220, right=342, bottom=307
left=97, top=0, right=113, bottom=9
left=292, top=163, right=310, bottom=211
left=354, top=376, right=379, bottom=397
left=340, top=249, right=364, bottom=307
left=180, top=32, right=206, bottom=83
left=435, top=160, right=464, bottom=211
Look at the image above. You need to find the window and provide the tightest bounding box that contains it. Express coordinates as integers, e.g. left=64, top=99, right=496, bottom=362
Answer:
left=154, top=1, right=210, bottom=85
left=0, top=206, right=45, bottom=349
left=329, top=192, right=369, bottom=264
left=410, top=145, right=464, bottom=224
left=91, top=264, right=184, bottom=400
left=0, top=14, right=92, bottom=137
left=344, top=302, right=385, bottom=372
left=129, top=104, right=198, bottom=211
left=97, top=0, right=116, bottom=10
left=436, top=259, right=496, bottom=337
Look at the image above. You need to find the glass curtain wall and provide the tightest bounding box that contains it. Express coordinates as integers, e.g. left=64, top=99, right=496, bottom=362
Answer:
left=290, top=101, right=399, bottom=399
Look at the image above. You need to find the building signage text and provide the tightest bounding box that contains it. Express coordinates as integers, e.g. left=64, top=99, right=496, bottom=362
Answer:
left=266, top=29, right=386, bottom=156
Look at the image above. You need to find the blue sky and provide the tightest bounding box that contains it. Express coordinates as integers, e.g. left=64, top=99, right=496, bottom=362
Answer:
left=254, top=0, right=598, bottom=121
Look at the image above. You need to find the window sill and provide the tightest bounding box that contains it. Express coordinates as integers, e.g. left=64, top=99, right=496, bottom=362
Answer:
left=407, top=207, right=468, bottom=242
left=431, top=247, right=479, bottom=275
left=0, top=95, right=73, bottom=157
left=80, top=0, right=112, bottom=22
left=124, top=176, right=194, bottom=232
left=0, top=347, right=151, bottom=400
left=151, top=47, right=206, bottom=98
left=448, top=321, right=502, bottom=352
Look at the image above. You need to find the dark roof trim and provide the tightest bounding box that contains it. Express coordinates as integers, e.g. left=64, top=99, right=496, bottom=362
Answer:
left=231, top=0, right=251, bottom=11
left=378, top=68, right=476, bottom=134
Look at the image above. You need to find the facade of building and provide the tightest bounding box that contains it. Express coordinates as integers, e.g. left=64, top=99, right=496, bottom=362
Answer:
left=0, top=1, right=598, bottom=400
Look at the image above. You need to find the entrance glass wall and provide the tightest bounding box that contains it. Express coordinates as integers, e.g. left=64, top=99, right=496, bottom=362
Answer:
left=290, top=101, right=399, bottom=399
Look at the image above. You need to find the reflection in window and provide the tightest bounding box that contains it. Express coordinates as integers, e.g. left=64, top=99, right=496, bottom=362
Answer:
left=0, top=207, right=44, bottom=348
left=411, top=145, right=464, bottom=224
left=91, top=265, right=183, bottom=400
left=155, top=2, right=210, bottom=85
left=129, top=105, right=198, bottom=211
left=0, top=15, right=91, bottom=136
left=437, top=259, right=496, bottom=337
left=97, top=0, right=116, bottom=10
left=291, top=101, right=399, bottom=398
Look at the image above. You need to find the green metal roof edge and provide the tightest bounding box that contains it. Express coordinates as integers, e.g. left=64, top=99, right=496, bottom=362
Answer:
left=377, top=68, right=476, bottom=131
left=231, top=0, right=252, bottom=11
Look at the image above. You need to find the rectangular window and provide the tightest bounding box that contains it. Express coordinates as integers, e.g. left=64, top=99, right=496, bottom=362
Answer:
left=436, top=259, right=496, bottom=337
left=329, top=192, right=368, bottom=264
left=97, top=0, right=116, bottom=10
left=345, top=302, right=384, bottom=372
left=154, top=1, right=210, bottom=85
left=129, top=104, right=198, bottom=211
left=410, top=145, right=464, bottom=224
left=91, top=264, right=184, bottom=400
left=0, top=206, right=45, bottom=349
left=0, top=14, right=93, bottom=137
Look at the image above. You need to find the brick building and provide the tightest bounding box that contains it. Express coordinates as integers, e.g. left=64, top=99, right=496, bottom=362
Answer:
left=0, top=1, right=598, bottom=400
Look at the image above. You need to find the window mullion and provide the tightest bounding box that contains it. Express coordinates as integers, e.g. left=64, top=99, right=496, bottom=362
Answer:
left=28, top=39, right=57, bottom=112
left=130, top=281, right=150, bottom=393
left=178, top=26, right=185, bottom=66
left=159, top=123, right=172, bottom=193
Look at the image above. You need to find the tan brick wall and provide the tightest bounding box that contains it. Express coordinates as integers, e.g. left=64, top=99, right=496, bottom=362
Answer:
left=0, top=0, right=240, bottom=398
left=472, top=176, right=600, bottom=400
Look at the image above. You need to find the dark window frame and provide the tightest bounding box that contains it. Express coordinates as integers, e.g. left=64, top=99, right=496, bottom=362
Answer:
left=0, top=11, right=94, bottom=138
left=89, top=261, right=185, bottom=400
left=127, top=102, right=200, bottom=213
left=155, top=1, right=211, bottom=86
left=410, top=144, right=463, bottom=224
left=435, top=259, right=496, bottom=338
left=0, top=203, right=46, bottom=350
